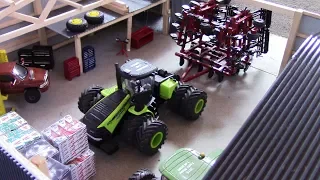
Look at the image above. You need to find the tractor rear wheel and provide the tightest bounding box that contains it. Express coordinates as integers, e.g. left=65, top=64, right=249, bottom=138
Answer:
left=129, top=169, right=156, bottom=180
left=121, top=115, right=149, bottom=145
left=180, top=87, right=207, bottom=120
left=167, top=83, right=191, bottom=113
left=136, top=118, right=168, bottom=156
left=78, top=85, right=103, bottom=114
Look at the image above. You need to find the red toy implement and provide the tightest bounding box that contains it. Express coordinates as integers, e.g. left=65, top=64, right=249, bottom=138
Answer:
left=170, top=0, right=272, bottom=82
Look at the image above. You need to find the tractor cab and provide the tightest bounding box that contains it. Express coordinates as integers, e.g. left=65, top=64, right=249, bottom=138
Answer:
left=117, top=59, right=158, bottom=112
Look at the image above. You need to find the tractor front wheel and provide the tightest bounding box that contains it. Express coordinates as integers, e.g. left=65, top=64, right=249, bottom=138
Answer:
left=180, top=87, right=207, bottom=120
left=136, top=118, right=168, bottom=156
left=121, top=115, right=149, bottom=145
left=129, top=169, right=157, bottom=180
left=78, top=85, right=103, bottom=114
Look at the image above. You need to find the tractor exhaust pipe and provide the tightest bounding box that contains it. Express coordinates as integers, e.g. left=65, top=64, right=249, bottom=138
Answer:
left=115, top=63, right=123, bottom=90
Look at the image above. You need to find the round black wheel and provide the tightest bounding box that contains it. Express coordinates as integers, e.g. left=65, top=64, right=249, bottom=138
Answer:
left=247, top=32, right=260, bottom=41
left=24, top=88, right=41, bottom=103
left=244, top=63, right=250, bottom=72
left=217, top=72, right=224, bottom=82
left=121, top=115, right=149, bottom=145
left=180, top=87, right=207, bottom=120
left=129, top=169, right=156, bottom=180
left=78, top=85, right=103, bottom=114
left=84, top=10, right=104, bottom=24
left=90, top=93, right=103, bottom=107
left=167, top=82, right=192, bottom=114
left=136, top=118, right=168, bottom=156
left=220, top=0, right=232, bottom=4
left=66, top=18, right=88, bottom=32
left=208, top=69, right=214, bottom=78
left=253, top=18, right=266, bottom=28
left=179, top=57, right=185, bottom=66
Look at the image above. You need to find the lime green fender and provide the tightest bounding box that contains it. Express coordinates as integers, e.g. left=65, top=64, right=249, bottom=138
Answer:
left=128, top=105, right=154, bottom=117
left=160, top=78, right=178, bottom=100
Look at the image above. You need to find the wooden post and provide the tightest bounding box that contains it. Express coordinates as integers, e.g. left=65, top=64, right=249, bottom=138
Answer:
left=280, top=9, right=303, bottom=74
left=162, top=0, right=170, bottom=35
left=33, top=0, right=48, bottom=45
left=127, top=16, right=132, bottom=51
left=74, top=36, right=83, bottom=74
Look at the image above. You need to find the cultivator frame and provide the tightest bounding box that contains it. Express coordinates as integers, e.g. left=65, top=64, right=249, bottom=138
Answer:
left=170, top=0, right=272, bottom=82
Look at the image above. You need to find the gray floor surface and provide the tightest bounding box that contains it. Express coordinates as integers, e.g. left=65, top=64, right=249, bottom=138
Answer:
left=5, top=22, right=287, bottom=179
left=233, top=0, right=320, bottom=37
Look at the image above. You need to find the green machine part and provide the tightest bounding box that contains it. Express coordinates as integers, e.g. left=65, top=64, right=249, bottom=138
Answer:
left=101, top=85, right=118, bottom=97
left=159, top=148, right=223, bottom=180
left=160, top=78, right=178, bottom=100
left=128, top=105, right=154, bottom=117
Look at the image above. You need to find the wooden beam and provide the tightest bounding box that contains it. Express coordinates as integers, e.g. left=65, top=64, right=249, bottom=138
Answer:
left=74, top=35, right=83, bottom=74
left=0, top=0, right=114, bottom=44
left=162, top=0, right=169, bottom=35
left=1, top=0, right=14, bottom=5
left=52, top=38, right=73, bottom=50
left=126, top=16, right=132, bottom=51
left=9, top=12, right=40, bottom=24
left=102, top=0, right=128, bottom=15
left=33, top=0, right=42, bottom=15
left=57, top=0, right=82, bottom=9
left=280, top=9, right=304, bottom=74
left=243, top=0, right=295, bottom=16
left=0, top=0, right=35, bottom=20
left=303, top=10, right=320, bottom=19
left=39, top=0, right=57, bottom=21
left=296, top=33, right=309, bottom=39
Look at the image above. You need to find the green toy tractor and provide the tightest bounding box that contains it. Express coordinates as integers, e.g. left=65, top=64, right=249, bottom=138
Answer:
left=129, top=148, right=223, bottom=180
left=78, top=59, right=207, bottom=155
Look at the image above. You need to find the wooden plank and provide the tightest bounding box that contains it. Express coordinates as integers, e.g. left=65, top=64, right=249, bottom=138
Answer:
left=162, top=0, right=169, bottom=35
left=0, top=30, right=56, bottom=53
left=243, top=0, right=295, bottom=16
left=39, top=0, right=57, bottom=20
left=74, top=35, right=83, bottom=74
left=296, top=32, right=308, bottom=39
left=280, top=9, right=304, bottom=74
left=38, top=28, right=48, bottom=45
left=33, top=0, right=42, bottom=15
left=9, top=12, right=39, bottom=23
left=0, top=0, right=114, bottom=44
left=57, top=0, right=82, bottom=9
left=0, top=0, right=35, bottom=20
left=126, top=16, right=132, bottom=51
left=304, top=10, right=320, bottom=19
left=102, top=0, right=128, bottom=15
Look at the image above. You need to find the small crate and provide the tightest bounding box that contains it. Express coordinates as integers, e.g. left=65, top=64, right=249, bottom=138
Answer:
left=82, top=46, right=96, bottom=73
left=64, top=57, right=80, bottom=81
left=131, top=26, right=154, bottom=49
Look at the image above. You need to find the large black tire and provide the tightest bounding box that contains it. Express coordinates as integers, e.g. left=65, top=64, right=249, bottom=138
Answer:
left=78, top=85, right=103, bottom=114
left=129, top=169, right=156, bottom=180
left=66, top=18, right=88, bottom=32
left=90, top=93, right=103, bottom=107
left=167, top=83, right=191, bottom=113
left=180, top=87, right=207, bottom=120
left=253, top=19, right=266, bottom=28
left=136, top=118, right=168, bottom=156
left=121, top=115, right=149, bottom=145
left=24, top=88, right=41, bottom=103
left=84, top=10, right=104, bottom=24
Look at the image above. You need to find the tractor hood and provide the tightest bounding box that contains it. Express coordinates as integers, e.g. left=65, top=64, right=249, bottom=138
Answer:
left=159, top=148, right=222, bottom=180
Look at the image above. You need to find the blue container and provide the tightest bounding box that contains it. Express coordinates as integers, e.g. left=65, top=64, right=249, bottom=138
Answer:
left=82, top=46, right=96, bottom=73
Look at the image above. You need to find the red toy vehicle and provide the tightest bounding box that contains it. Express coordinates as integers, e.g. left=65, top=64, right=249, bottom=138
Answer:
left=0, top=62, right=49, bottom=103
left=170, top=0, right=272, bottom=82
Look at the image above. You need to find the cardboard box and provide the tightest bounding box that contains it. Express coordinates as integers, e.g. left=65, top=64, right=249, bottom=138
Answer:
left=42, top=115, right=89, bottom=163
left=67, top=149, right=96, bottom=180
left=20, top=138, right=60, bottom=161
left=0, top=111, right=27, bottom=135
left=0, top=124, right=42, bottom=150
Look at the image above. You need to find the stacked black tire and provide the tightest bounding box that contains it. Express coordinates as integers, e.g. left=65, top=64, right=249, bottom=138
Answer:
left=78, top=85, right=103, bottom=114
left=168, top=82, right=207, bottom=120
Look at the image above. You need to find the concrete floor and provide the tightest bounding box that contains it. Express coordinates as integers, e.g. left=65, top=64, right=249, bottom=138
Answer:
left=6, top=23, right=287, bottom=179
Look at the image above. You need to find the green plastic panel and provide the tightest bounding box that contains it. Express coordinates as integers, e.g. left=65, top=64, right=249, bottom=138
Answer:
left=160, top=79, right=178, bottom=100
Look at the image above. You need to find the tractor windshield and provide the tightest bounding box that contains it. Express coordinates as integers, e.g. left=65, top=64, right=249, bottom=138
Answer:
left=124, top=76, right=154, bottom=95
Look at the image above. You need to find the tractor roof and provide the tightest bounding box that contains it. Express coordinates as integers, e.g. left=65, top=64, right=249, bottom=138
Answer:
left=120, top=59, right=158, bottom=79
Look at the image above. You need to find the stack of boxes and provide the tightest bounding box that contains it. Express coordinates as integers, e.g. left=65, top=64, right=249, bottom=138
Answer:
left=42, top=115, right=96, bottom=180
left=0, top=111, right=71, bottom=180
